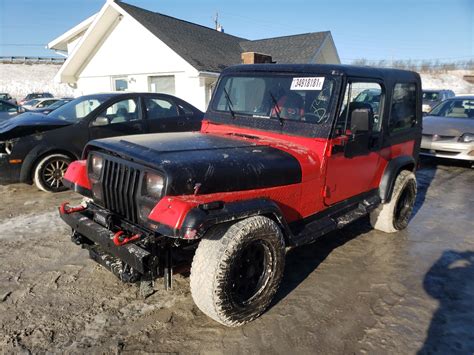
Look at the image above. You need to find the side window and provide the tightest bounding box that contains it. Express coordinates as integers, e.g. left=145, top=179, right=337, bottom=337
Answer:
left=99, top=99, right=139, bottom=125
left=389, top=83, right=417, bottom=133
left=145, top=98, right=179, bottom=119
left=336, top=82, right=383, bottom=135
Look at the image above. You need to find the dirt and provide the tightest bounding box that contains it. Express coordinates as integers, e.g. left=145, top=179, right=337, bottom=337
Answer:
left=0, top=158, right=473, bottom=354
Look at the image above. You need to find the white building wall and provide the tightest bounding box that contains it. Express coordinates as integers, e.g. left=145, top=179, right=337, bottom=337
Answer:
left=74, top=15, right=209, bottom=110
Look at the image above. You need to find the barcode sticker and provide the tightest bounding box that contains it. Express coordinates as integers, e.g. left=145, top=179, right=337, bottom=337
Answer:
left=290, top=77, right=325, bottom=91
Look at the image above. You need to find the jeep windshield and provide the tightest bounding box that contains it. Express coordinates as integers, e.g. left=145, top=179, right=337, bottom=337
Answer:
left=211, top=74, right=338, bottom=131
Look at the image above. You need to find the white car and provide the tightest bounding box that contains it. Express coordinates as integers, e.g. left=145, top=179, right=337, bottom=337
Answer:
left=421, top=96, right=474, bottom=162
left=22, top=98, right=60, bottom=110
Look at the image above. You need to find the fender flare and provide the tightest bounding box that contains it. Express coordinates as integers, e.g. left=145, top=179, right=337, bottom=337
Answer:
left=379, top=155, right=416, bottom=203
left=155, top=198, right=291, bottom=242
left=20, top=145, right=79, bottom=183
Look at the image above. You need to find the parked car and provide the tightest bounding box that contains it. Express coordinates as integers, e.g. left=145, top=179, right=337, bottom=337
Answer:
left=22, top=98, right=60, bottom=110
left=28, top=98, right=74, bottom=115
left=0, top=93, right=17, bottom=105
left=0, top=99, right=23, bottom=121
left=422, top=89, right=455, bottom=113
left=58, top=64, right=422, bottom=326
left=0, top=92, right=203, bottom=191
left=18, top=92, right=54, bottom=106
left=421, top=96, right=474, bottom=161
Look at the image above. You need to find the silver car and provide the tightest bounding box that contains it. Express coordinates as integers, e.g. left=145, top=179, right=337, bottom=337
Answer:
left=421, top=96, right=474, bottom=161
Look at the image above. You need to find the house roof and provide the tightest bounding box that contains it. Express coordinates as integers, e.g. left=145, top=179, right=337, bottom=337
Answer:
left=116, top=2, right=335, bottom=72
left=116, top=2, right=246, bottom=72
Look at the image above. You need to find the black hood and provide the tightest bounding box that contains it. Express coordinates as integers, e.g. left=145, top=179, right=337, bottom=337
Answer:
left=88, top=132, right=302, bottom=195
left=0, top=112, right=71, bottom=140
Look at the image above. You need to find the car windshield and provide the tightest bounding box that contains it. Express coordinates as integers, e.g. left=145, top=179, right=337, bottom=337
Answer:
left=46, top=99, right=68, bottom=110
left=24, top=99, right=40, bottom=106
left=48, top=96, right=107, bottom=123
left=429, top=99, right=474, bottom=119
left=423, top=92, right=440, bottom=101
left=212, top=74, right=337, bottom=124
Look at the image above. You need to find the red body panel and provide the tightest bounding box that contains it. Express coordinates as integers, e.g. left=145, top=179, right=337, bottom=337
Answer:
left=148, top=183, right=303, bottom=229
left=64, top=160, right=91, bottom=190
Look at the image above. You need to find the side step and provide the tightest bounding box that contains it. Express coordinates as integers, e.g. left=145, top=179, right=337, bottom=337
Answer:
left=289, top=194, right=380, bottom=247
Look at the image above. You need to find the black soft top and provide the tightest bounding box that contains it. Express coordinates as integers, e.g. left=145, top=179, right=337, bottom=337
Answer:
left=223, top=64, right=420, bottom=83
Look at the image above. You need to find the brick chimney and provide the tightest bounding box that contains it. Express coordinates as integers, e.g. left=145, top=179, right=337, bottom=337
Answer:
left=241, top=52, right=274, bottom=64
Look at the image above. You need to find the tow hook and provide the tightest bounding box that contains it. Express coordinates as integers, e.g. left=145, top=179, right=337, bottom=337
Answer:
left=113, top=230, right=141, bottom=246
left=60, top=202, right=87, bottom=215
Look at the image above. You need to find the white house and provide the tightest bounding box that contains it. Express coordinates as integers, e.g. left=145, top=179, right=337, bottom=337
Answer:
left=48, top=0, right=340, bottom=111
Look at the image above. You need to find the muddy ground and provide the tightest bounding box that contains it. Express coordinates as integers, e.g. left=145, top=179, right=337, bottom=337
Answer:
left=0, top=158, right=473, bottom=354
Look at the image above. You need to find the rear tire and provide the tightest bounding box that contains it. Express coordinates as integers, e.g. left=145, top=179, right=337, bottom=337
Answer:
left=370, top=170, right=417, bottom=233
left=190, top=216, right=285, bottom=327
left=33, top=153, right=71, bottom=193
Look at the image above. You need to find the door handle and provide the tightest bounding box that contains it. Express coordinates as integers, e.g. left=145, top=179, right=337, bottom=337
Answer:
left=178, top=121, right=185, bottom=126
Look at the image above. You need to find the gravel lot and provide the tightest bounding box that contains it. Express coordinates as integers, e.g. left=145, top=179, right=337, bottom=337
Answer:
left=0, top=158, right=473, bottom=354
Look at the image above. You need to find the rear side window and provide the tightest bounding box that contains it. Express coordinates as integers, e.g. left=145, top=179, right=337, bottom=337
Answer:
left=145, top=98, right=179, bottom=119
left=389, top=83, right=417, bottom=133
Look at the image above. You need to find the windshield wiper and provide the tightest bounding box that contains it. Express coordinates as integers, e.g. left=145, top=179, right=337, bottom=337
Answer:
left=269, top=92, right=284, bottom=126
left=223, top=87, right=236, bottom=119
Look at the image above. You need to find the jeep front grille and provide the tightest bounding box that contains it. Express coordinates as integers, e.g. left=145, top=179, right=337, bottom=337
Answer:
left=101, top=159, right=141, bottom=224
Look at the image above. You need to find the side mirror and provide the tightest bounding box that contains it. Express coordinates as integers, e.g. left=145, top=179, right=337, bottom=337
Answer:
left=350, top=108, right=371, bottom=133
left=17, top=107, right=25, bottom=113
left=92, top=116, right=109, bottom=126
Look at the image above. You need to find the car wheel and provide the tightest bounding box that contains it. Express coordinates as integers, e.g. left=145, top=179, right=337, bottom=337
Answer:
left=190, top=216, right=286, bottom=326
left=33, top=153, right=71, bottom=193
left=370, top=170, right=417, bottom=233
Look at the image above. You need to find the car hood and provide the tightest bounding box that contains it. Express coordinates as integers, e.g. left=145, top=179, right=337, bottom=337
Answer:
left=423, top=116, right=474, bottom=136
left=0, top=112, right=71, bottom=140
left=87, top=132, right=303, bottom=195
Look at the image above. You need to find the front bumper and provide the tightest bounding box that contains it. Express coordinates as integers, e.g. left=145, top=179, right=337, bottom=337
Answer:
left=420, top=138, right=474, bottom=161
left=60, top=206, right=154, bottom=274
left=0, top=153, right=21, bottom=184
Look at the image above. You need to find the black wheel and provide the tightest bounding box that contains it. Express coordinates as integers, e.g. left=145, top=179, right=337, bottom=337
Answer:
left=190, top=216, right=285, bottom=326
left=33, top=153, right=71, bottom=192
left=370, top=170, right=417, bottom=233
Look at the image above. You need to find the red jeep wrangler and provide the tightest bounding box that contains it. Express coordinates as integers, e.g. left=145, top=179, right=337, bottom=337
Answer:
left=59, top=64, right=422, bottom=326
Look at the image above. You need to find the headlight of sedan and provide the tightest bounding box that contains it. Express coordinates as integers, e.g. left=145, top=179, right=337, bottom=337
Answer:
left=458, top=133, right=474, bottom=143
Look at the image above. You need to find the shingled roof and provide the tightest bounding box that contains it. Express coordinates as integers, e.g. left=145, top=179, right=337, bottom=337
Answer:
left=117, top=2, right=333, bottom=72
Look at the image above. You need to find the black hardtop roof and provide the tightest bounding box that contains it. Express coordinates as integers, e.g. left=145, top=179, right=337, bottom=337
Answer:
left=223, top=64, right=421, bottom=82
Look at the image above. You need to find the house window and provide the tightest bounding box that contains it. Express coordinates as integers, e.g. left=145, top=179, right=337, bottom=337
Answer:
left=113, top=77, right=128, bottom=91
left=149, top=75, right=175, bottom=95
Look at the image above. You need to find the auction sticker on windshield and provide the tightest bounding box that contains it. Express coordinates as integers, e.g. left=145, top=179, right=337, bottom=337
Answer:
left=290, top=77, right=325, bottom=91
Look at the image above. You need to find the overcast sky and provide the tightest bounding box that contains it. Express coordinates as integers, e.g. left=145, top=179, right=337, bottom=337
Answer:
left=0, top=0, right=472, bottom=63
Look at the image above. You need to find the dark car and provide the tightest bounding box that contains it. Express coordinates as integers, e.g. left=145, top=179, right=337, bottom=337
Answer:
left=0, top=93, right=17, bottom=105
left=18, top=92, right=54, bottom=106
left=423, top=89, right=455, bottom=113
left=28, top=98, right=74, bottom=115
left=0, top=99, right=23, bottom=121
left=59, top=64, right=422, bottom=326
left=0, top=92, right=203, bottom=192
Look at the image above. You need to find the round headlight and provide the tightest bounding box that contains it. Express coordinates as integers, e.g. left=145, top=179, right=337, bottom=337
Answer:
left=144, top=173, right=164, bottom=199
left=91, top=155, right=103, bottom=177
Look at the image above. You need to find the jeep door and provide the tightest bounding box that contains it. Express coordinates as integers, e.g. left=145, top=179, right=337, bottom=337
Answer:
left=143, top=95, right=202, bottom=133
left=88, top=96, right=146, bottom=140
left=324, top=80, right=385, bottom=205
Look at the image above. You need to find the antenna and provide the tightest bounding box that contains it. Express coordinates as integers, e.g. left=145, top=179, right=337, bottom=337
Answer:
left=214, top=12, right=219, bottom=30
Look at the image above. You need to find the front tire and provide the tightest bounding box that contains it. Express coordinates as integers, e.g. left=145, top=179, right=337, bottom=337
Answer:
left=33, top=153, right=71, bottom=193
left=370, top=170, right=417, bottom=233
left=190, top=216, right=285, bottom=327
